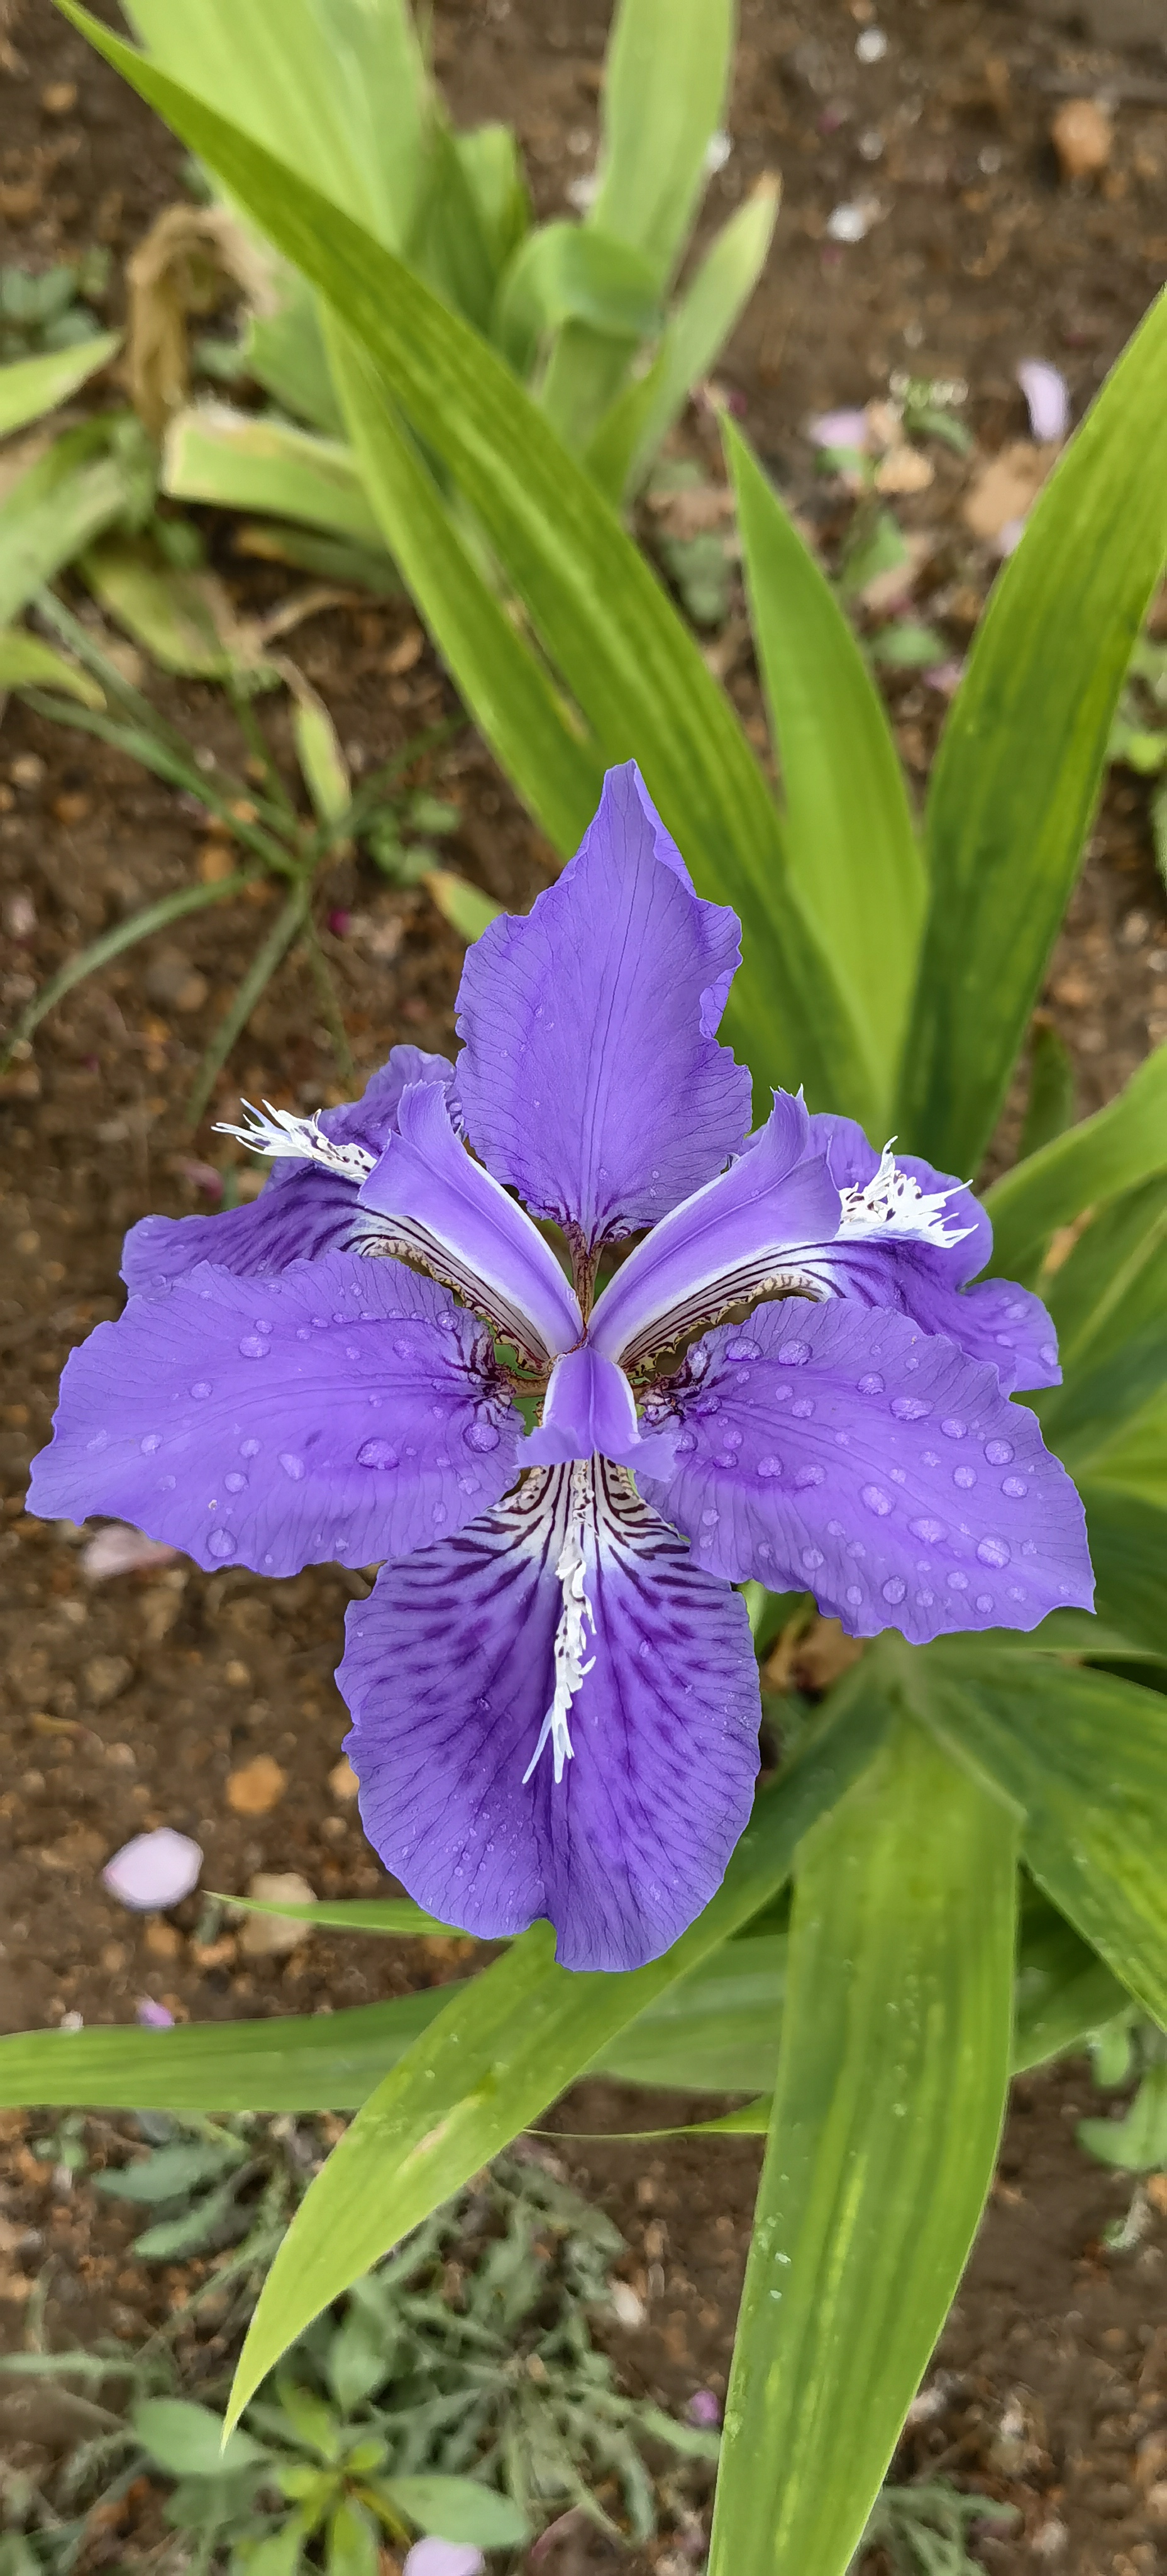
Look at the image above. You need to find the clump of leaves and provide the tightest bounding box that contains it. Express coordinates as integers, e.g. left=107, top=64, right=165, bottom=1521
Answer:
left=1077, top=2011, right=1167, bottom=2249
left=856, top=2477, right=1016, bottom=2575
left=645, top=460, right=735, bottom=632
left=0, top=255, right=110, bottom=361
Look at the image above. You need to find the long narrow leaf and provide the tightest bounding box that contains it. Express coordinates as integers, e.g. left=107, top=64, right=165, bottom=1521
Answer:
left=52, top=0, right=875, bottom=1124
left=1078, top=1481, right=1167, bottom=1652
left=983, top=1043, right=1167, bottom=1284
left=709, top=1713, right=1016, bottom=2576
left=726, top=416, right=922, bottom=1099
left=0, top=1990, right=450, bottom=2112
left=908, top=1647, right=1167, bottom=2024
left=900, top=290, right=1167, bottom=1172
left=1044, top=1174, right=1167, bottom=1377
left=589, top=0, right=733, bottom=290
left=163, top=404, right=385, bottom=547
left=226, top=1685, right=889, bottom=2427
left=0, top=333, right=119, bottom=440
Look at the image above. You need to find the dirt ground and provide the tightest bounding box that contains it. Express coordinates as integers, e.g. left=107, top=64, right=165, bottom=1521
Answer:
left=3, top=0, right=1167, bottom=2568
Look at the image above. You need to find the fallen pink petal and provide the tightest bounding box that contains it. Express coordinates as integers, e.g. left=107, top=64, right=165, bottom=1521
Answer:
left=687, top=2389, right=722, bottom=2428
left=82, top=1522, right=178, bottom=1580
left=809, top=406, right=871, bottom=452
left=924, top=660, right=966, bottom=697
left=402, top=2543, right=485, bottom=2576
left=102, top=1828, right=202, bottom=1912
left=1016, top=358, right=1071, bottom=445
left=135, top=1997, right=175, bottom=2028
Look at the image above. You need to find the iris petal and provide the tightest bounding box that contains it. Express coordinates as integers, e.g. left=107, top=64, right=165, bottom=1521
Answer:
left=455, top=762, right=751, bottom=1250
left=27, top=1250, right=521, bottom=1575
left=638, top=1298, right=1093, bottom=1644
left=340, top=1457, right=760, bottom=1972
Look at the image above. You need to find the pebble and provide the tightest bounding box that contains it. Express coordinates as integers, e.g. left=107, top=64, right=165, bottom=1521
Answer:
left=328, top=1756, right=360, bottom=1802
left=84, top=1653, right=133, bottom=1706
left=145, top=1921, right=182, bottom=1960
left=1051, top=97, right=1112, bottom=182
left=226, top=1754, right=287, bottom=1816
left=238, top=1871, right=315, bottom=1958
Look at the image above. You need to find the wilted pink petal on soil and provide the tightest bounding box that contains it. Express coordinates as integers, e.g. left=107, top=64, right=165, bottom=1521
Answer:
left=923, top=660, right=965, bottom=697
left=809, top=406, right=871, bottom=450
left=135, top=1998, right=175, bottom=2028
left=687, top=2388, right=722, bottom=2428
left=82, top=1522, right=177, bottom=1580
left=403, top=2545, right=485, bottom=2576
left=102, top=1828, right=202, bottom=1911
left=1016, top=358, right=1070, bottom=445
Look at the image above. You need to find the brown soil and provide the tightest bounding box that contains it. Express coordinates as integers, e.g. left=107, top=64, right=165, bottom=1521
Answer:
left=2, top=0, right=1167, bottom=2570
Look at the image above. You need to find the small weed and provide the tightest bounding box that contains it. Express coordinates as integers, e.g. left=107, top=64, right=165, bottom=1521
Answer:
left=0, top=255, right=111, bottom=362
left=856, top=2476, right=1017, bottom=2575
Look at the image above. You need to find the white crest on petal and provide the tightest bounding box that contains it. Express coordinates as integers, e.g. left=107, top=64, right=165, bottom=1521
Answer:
left=836, top=1141, right=974, bottom=1251
left=213, top=1099, right=375, bottom=1185
left=522, top=1457, right=596, bottom=1787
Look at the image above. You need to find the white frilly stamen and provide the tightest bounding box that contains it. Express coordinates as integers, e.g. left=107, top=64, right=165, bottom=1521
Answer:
left=213, top=1099, right=375, bottom=1185
left=522, top=1459, right=597, bottom=1787
left=837, top=1141, right=973, bottom=1251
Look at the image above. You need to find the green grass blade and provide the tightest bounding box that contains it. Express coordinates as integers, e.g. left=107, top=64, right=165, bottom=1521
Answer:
left=709, top=1712, right=1016, bottom=2576
left=1017, top=1021, right=1075, bottom=1164
left=0, top=1991, right=451, bottom=2112
left=325, top=319, right=604, bottom=858
left=0, top=870, right=257, bottom=1074
left=185, top=881, right=309, bottom=1127
left=908, top=1648, right=1167, bottom=2025
left=225, top=1686, right=889, bottom=2429
left=725, top=416, right=923, bottom=1099
left=0, top=332, right=119, bottom=439
left=1044, top=1173, right=1167, bottom=1377
left=218, top=1894, right=455, bottom=1938
left=51, top=0, right=874, bottom=1123
left=899, top=288, right=1167, bottom=1173
left=983, top=1043, right=1167, bottom=1285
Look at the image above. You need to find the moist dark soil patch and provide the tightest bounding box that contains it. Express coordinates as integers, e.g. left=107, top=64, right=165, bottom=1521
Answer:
left=3, top=3, right=1167, bottom=2570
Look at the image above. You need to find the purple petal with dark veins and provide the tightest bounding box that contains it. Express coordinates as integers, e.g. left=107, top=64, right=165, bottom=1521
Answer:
left=123, top=1046, right=457, bottom=1295
left=589, top=1092, right=840, bottom=1366
left=638, top=1298, right=1092, bottom=1644
left=340, top=1459, right=761, bottom=1973
left=805, top=1108, right=1059, bottom=1389
left=358, top=1084, right=582, bottom=1360
left=455, top=762, right=751, bottom=1248
left=27, top=1251, right=521, bottom=1576
left=523, top=1346, right=681, bottom=1476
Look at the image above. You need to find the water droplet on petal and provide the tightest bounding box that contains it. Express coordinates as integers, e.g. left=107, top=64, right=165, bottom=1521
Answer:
left=239, top=1335, right=270, bottom=1359
left=891, top=1397, right=930, bottom=1420
left=358, top=1440, right=399, bottom=1469
left=756, top=1457, right=783, bottom=1479
left=207, top=1529, right=236, bottom=1560
left=985, top=1440, right=1014, bottom=1465
left=941, top=1417, right=966, bottom=1440
left=466, top=1421, right=501, bottom=1453
left=432, top=1504, right=447, bottom=1524
left=778, top=1340, right=810, bottom=1366
left=191, top=1380, right=212, bottom=1400
left=158, top=1473, right=175, bottom=1490
left=279, top=1452, right=305, bottom=1480
left=953, top=1465, right=976, bottom=1489
left=224, top=1471, right=247, bottom=1493
left=858, top=1373, right=884, bottom=1396
left=846, top=1584, right=864, bottom=1605
left=975, top=1593, right=993, bottom=1612
left=947, top=1570, right=969, bottom=1591
left=791, top=1397, right=814, bottom=1418
left=725, top=1338, right=760, bottom=1362
left=916, top=1589, right=935, bottom=1608
left=1040, top=1341, right=1057, bottom=1367
left=794, top=1463, right=824, bottom=1488
left=910, top=1518, right=944, bottom=1544
left=921, top=1449, right=939, bottom=1467
left=802, top=1547, right=824, bottom=1570
left=861, top=1484, right=892, bottom=1516
left=140, top=1433, right=161, bottom=1455
left=1002, top=1475, right=1028, bottom=1498
left=827, top=1519, right=846, bottom=1538
left=240, top=1438, right=261, bottom=1459
left=675, top=1433, right=696, bottom=1456
left=882, top=1577, right=906, bottom=1604
left=701, top=1508, right=719, bottom=1527
left=976, top=1535, right=1010, bottom=1568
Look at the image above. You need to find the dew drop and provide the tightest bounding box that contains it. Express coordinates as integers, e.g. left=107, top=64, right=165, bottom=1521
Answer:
left=296, top=1326, right=312, bottom=1341
left=890, top=1468, right=906, bottom=1484
left=432, top=1504, right=447, bottom=1525
left=947, top=1570, right=969, bottom=1591
left=466, top=1421, right=501, bottom=1453
left=882, top=1576, right=906, bottom=1604
left=953, top=1466, right=976, bottom=1489
left=279, top=1452, right=306, bottom=1480
left=224, top=1470, right=247, bottom=1494
left=207, top=1529, right=236, bottom=1560
left=191, top=1380, right=212, bottom=1400
left=802, top=1547, right=824, bottom=1570
left=358, top=1439, right=399, bottom=1470
left=140, top=1433, right=161, bottom=1455
left=700, top=1508, right=720, bottom=1527
left=910, top=1517, right=944, bottom=1544
left=794, top=1463, right=824, bottom=1489
left=975, top=1593, right=994, bottom=1613
left=791, top=1397, right=814, bottom=1419
left=239, top=1335, right=270, bottom=1359
left=861, top=1484, right=892, bottom=1516
left=240, top=1438, right=261, bottom=1459
left=756, top=1456, right=783, bottom=1479
left=827, top=1519, right=846, bottom=1538
left=941, top=1417, right=966, bottom=1440
left=675, top=1433, right=697, bottom=1456
left=1021, top=1540, right=1037, bottom=1557
left=858, top=1373, right=884, bottom=1396
left=778, top=1340, right=810, bottom=1367
left=1002, top=1475, right=1028, bottom=1499
left=846, top=1539, right=866, bottom=1560
left=159, top=1473, right=175, bottom=1491
left=1040, top=1341, right=1058, bottom=1367
left=921, top=1449, right=939, bottom=1467
left=345, top=1345, right=361, bottom=1362
left=891, top=1396, right=930, bottom=1421
left=725, top=1338, right=760, bottom=1362
left=976, top=1534, right=1010, bottom=1568
left=846, top=1584, right=864, bottom=1606
left=984, top=1439, right=1014, bottom=1465
left=1007, top=1585, right=1026, bottom=1602
left=916, top=1589, right=935, bottom=1608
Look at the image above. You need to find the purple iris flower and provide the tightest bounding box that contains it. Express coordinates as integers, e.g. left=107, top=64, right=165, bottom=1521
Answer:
left=27, top=765, right=1092, bottom=1974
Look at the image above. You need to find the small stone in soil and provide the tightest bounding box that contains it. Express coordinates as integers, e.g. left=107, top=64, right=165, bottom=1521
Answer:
left=84, top=1653, right=133, bottom=1706
left=238, top=1872, right=315, bottom=1957
left=226, top=1754, right=287, bottom=1816
left=328, top=1756, right=360, bottom=1802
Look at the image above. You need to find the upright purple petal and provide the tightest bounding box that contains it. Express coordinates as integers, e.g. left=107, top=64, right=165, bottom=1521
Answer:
left=28, top=1252, right=521, bottom=1576
left=639, top=1299, right=1092, bottom=1645
left=358, top=1084, right=581, bottom=1360
left=523, top=1347, right=680, bottom=1476
left=124, top=1047, right=457, bottom=1295
left=455, top=762, right=751, bottom=1249
left=340, top=1459, right=760, bottom=1973
left=589, top=1093, right=840, bottom=1365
